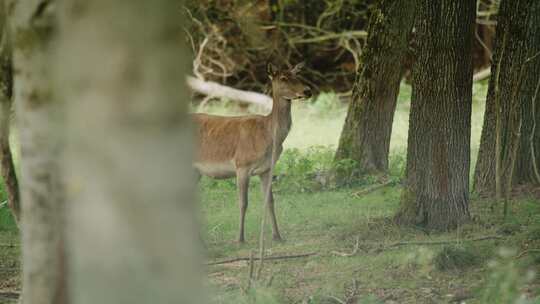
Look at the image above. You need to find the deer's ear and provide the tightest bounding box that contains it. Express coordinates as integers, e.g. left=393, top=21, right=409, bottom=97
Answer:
left=267, top=63, right=277, bottom=79
left=290, top=62, right=305, bottom=75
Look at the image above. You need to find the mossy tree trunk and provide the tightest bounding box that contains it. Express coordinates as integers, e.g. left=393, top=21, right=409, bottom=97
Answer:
left=395, top=0, right=475, bottom=230
left=11, top=0, right=67, bottom=303
left=474, top=0, right=538, bottom=195
left=335, top=0, right=415, bottom=176
left=0, top=0, right=20, bottom=224
left=57, top=0, right=204, bottom=303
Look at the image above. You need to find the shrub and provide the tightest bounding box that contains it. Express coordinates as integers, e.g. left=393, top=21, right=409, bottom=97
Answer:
left=274, top=146, right=336, bottom=192
left=433, top=246, right=480, bottom=271
left=308, top=92, right=342, bottom=116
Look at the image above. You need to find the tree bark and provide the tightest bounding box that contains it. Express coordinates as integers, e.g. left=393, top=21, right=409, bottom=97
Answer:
left=335, top=0, right=415, bottom=176
left=473, top=0, right=537, bottom=195
left=11, top=0, right=67, bottom=303
left=395, top=0, right=475, bottom=230
left=57, top=1, right=204, bottom=303
left=514, top=1, right=540, bottom=186
left=0, top=0, right=20, bottom=224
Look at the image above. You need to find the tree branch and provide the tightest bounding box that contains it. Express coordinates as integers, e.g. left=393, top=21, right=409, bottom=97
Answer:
left=290, top=31, right=367, bottom=44
left=186, top=76, right=272, bottom=110
left=473, top=68, right=491, bottom=82
left=206, top=252, right=316, bottom=266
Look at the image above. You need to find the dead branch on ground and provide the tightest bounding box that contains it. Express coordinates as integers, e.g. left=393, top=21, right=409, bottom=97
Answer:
left=352, top=180, right=394, bottom=197
left=206, top=252, right=317, bottom=266
left=382, top=235, right=504, bottom=249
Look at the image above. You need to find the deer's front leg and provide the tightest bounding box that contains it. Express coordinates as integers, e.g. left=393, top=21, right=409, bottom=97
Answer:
left=236, top=168, right=250, bottom=243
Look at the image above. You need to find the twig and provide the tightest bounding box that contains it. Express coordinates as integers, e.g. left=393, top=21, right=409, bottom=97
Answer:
left=515, top=249, right=540, bottom=259
left=325, top=295, right=346, bottom=304
left=494, top=32, right=507, bottom=201
left=291, top=31, right=367, bottom=44
left=475, top=27, right=493, bottom=61
left=206, top=252, right=317, bottom=266
left=0, top=200, right=6, bottom=208
left=352, top=181, right=394, bottom=197
left=332, top=236, right=360, bottom=257
left=246, top=250, right=254, bottom=290
left=267, top=21, right=333, bottom=35
left=529, top=75, right=540, bottom=184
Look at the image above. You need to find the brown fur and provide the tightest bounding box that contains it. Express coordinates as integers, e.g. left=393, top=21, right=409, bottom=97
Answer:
left=193, top=63, right=310, bottom=242
left=194, top=114, right=272, bottom=170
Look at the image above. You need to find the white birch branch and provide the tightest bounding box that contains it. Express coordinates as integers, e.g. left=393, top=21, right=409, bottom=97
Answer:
left=186, top=76, right=272, bottom=110
left=473, top=68, right=491, bottom=82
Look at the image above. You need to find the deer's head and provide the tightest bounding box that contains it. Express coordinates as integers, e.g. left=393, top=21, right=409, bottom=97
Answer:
left=267, top=62, right=312, bottom=101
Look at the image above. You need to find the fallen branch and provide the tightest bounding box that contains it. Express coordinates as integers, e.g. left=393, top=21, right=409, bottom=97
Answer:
left=385, top=235, right=504, bottom=248
left=352, top=181, right=394, bottom=197
left=206, top=252, right=316, bottom=266
left=186, top=76, right=272, bottom=110
left=473, top=68, right=491, bottom=82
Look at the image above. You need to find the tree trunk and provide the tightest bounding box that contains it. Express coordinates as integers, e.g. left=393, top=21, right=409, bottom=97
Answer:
left=514, top=1, right=540, bottom=186
left=335, top=0, right=415, bottom=176
left=473, top=0, right=536, bottom=195
left=57, top=1, right=204, bottom=303
left=395, top=0, right=475, bottom=230
left=0, top=0, right=19, bottom=224
left=10, top=0, right=67, bottom=303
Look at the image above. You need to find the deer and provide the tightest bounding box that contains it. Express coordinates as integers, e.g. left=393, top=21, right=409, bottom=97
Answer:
left=193, top=62, right=311, bottom=243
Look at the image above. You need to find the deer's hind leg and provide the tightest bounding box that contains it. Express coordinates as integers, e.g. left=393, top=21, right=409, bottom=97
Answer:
left=259, top=171, right=282, bottom=241
left=236, top=168, right=250, bottom=243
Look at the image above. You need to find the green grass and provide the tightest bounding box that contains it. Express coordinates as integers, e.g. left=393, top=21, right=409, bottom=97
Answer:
left=202, top=181, right=540, bottom=303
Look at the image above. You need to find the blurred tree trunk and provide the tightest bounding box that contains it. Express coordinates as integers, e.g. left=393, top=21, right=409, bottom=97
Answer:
left=57, top=1, right=204, bottom=303
left=0, top=0, right=19, bottom=224
left=473, top=0, right=537, bottom=195
left=395, top=0, right=475, bottom=230
left=335, top=0, right=415, bottom=176
left=11, top=0, right=67, bottom=303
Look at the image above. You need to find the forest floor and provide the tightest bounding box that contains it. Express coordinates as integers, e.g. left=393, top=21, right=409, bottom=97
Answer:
left=0, top=82, right=539, bottom=303
left=201, top=181, right=540, bottom=304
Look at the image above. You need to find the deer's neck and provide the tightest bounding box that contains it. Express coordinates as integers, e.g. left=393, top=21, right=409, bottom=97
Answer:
left=269, top=92, right=292, bottom=146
